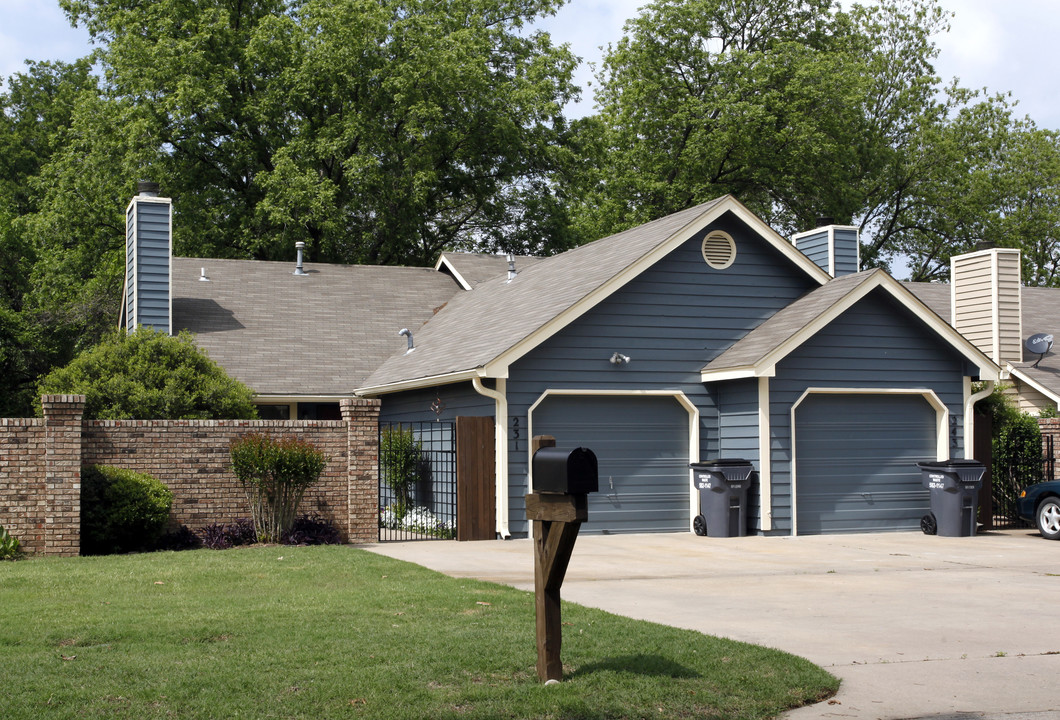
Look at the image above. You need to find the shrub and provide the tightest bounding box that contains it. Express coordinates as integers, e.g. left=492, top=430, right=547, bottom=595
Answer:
left=36, top=327, right=257, bottom=420
left=155, top=524, right=203, bottom=552
left=380, top=425, right=423, bottom=517
left=0, top=524, right=23, bottom=561
left=230, top=435, right=328, bottom=543
left=81, top=465, right=174, bottom=555
left=199, top=519, right=257, bottom=550
left=281, top=513, right=342, bottom=546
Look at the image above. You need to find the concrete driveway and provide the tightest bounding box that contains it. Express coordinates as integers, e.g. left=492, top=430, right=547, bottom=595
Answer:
left=366, top=529, right=1059, bottom=720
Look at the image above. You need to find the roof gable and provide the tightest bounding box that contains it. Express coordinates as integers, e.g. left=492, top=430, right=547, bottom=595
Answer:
left=701, top=270, right=1000, bottom=382
left=358, top=195, right=833, bottom=394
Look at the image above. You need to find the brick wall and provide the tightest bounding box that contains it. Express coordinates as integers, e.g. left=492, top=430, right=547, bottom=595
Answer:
left=0, top=417, right=45, bottom=553
left=0, top=396, right=380, bottom=556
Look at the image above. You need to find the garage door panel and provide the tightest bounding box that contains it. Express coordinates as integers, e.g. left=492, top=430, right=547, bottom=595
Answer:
left=796, top=394, right=935, bottom=535
left=533, top=395, right=689, bottom=534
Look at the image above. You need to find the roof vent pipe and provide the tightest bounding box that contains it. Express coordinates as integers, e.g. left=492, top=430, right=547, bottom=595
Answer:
left=506, top=254, right=517, bottom=283
left=815, top=216, right=834, bottom=227
left=137, top=181, right=160, bottom=197
left=293, top=241, right=308, bottom=276
left=399, top=328, right=415, bottom=354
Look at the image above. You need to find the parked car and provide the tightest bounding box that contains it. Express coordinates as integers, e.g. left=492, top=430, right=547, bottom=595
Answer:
left=1018, top=481, right=1060, bottom=540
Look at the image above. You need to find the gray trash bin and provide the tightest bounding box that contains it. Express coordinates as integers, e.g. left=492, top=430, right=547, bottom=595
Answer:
left=916, top=459, right=986, bottom=537
left=689, top=459, right=753, bottom=537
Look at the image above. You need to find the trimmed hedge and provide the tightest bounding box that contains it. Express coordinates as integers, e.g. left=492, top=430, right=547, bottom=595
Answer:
left=82, top=465, right=174, bottom=555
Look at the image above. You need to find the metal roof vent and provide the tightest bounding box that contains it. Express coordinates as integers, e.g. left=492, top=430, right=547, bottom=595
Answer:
left=199, top=267, right=209, bottom=282
left=701, top=230, right=736, bottom=270
left=293, top=241, right=308, bottom=276
left=398, top=328, right=415, bottom=354
left=506, top=253, right=517, bottom=283
left=137, top=180, right=160, bottom=197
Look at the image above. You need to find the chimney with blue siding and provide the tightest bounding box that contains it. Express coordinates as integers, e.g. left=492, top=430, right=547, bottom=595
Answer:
left=124, top=182, right=172, bottom=334
left=791, top=220, right=860, bottom=278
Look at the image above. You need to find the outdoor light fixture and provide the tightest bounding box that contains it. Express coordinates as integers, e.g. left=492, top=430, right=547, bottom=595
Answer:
left=609, top=352, right=631, bottom=365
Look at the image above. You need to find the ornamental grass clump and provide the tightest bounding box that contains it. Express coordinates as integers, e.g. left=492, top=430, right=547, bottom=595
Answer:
left=230, top=434, right=328, bottom=543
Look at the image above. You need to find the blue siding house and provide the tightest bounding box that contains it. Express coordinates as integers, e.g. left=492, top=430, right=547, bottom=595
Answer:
left=125, top=189, right=1017, bottom=537
left=356, top=196, right=999, bottom=537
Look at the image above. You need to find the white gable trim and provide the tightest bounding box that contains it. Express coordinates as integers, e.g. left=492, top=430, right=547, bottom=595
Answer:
left=1008, top=366, right=1060, bottom=407
left=701, top=272, right=1001, bottom=383
left=434, top=254, right=474, bottom=291
left=484, top=196, right=832, bottom=377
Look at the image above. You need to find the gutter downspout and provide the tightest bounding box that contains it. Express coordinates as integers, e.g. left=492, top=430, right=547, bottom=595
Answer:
left=472, top=376, right=510, bottom=538
left=964, top=379, right=995, bottom=457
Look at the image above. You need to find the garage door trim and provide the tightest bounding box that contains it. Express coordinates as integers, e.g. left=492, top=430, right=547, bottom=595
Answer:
left=789, top=387, right=948, bottom=536
left=527, top=389, right=700, bottom=532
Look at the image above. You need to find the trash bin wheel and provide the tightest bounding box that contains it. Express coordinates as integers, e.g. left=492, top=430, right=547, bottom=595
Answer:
left=693, top=515, right=707, bottom=536
left=920, top=513, right=937, bottom=535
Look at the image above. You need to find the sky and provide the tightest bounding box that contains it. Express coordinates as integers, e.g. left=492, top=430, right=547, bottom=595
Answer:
left=2, top=0, right=1059, bottom=129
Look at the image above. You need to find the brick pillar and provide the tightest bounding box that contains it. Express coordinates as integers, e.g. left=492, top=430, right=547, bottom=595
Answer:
left=341, top=398, right=380, bottom=543
left=41, top=395, right=86, bottom=556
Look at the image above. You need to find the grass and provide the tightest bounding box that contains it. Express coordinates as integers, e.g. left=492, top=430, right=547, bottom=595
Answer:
left=0, top=546, right=837, bottom=719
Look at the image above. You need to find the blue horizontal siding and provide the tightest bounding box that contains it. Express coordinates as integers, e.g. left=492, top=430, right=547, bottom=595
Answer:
left=127, top=199, right=171, bottom=334
left=765, top=288, right=968, bottom=533
left=505, top=212, right=819, bottom=535
left=380, top=381, right=494, bottom=424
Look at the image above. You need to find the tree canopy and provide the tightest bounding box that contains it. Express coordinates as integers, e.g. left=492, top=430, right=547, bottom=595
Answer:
left=36, top=328, right=258, bottom=420
left=3, top=0, right=1060, bottom=418
left=567, top=0, right=1060, bottom=282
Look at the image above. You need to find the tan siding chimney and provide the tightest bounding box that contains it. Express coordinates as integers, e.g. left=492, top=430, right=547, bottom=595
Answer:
left=951, top=248, right=1022, bottom=365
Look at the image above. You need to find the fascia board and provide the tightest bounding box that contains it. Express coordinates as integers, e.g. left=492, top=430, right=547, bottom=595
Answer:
left=484, top=196, right=832, bottom=377
left=699, top=366, right=776, bottom=383
left=356, top=368, right=489, bottom=397
left=1008, top=366, right=1060, bottom=405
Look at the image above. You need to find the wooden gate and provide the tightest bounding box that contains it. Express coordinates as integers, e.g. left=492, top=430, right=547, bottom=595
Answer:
left=456, top=416, right=496, bottom=541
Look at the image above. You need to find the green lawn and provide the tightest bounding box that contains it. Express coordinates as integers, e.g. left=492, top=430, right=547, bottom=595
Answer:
left=0, top=546, right=837, bottom=719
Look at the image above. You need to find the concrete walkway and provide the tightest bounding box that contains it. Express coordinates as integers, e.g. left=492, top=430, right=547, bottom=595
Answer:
left=365, top=529, right=1059, bottom=720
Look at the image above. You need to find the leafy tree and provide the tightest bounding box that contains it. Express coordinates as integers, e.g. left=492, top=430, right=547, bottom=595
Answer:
left=569, top=0, right=1060, bottom=283
left=0, top=59, right=102, bottom=417
left=36, top=327, right=258, bottom=420
left=54, top=0, right=580, bottom=264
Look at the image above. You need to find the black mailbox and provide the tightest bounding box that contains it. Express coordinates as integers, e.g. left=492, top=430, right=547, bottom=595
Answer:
left=532, top=447, right=599, bottom=494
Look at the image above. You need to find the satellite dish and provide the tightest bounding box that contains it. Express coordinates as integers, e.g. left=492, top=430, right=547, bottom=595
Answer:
left=1025, top=333, right=1054, bottom=367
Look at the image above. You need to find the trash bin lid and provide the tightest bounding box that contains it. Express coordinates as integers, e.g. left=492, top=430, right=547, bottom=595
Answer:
left=916, top=458, right=984, bottom=470
left=689, top=458, right=753, bottom=470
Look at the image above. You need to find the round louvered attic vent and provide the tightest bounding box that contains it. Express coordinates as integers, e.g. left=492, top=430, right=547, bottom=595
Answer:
left=701, top=230, right=736, bottom=269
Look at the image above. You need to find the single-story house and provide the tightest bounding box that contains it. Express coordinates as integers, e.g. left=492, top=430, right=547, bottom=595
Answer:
left=120, top=185, right=1058, bottom=537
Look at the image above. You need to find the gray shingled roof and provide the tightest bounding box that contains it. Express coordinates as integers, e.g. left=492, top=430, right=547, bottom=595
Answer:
left=172, top=257, right=461, bottom=396
left=359, top=197, right=729, bottom=390
left=702, top=270, right=884, bottom=373
left=437, top=253, right=546, bottom=288
left=906, top=281, right=1060, bottom=399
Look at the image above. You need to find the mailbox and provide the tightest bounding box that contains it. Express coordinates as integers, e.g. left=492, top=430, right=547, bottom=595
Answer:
left=532, top=447, right=599, bottom=494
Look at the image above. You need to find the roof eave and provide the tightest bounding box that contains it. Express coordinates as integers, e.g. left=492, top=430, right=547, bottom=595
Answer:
left=356, top=368, right=494, bottom=397
left=1007, top=365, right=1060, bottom=405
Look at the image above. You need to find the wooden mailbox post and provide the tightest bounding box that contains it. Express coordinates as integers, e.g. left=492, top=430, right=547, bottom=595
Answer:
left=526, top=435, right=595, bottom=683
